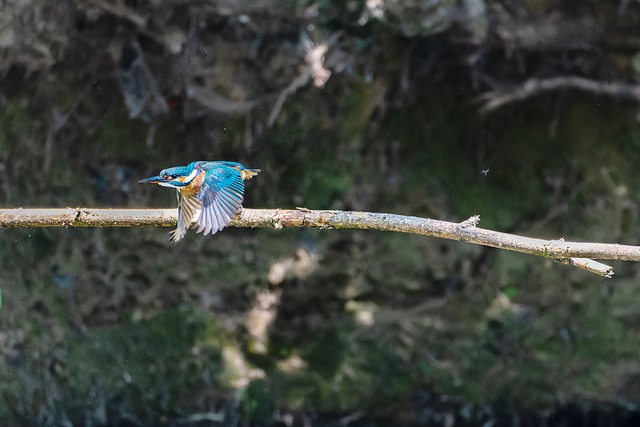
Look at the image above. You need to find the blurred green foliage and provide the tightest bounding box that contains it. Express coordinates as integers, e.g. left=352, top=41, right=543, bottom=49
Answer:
left=2, top=0, right=640, bottom=425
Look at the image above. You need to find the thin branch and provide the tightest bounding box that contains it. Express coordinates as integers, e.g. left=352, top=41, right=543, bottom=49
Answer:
left=267, top=36, right=335, bottom=127
left=478, top=76, right=640, bottom=113
left=0, top=208, right=176, bottom=228
left=0, top=208, right=630, bottom=277
left=86, top=0, right=147, bottom=29
left=186, top=85, right=261, bottom=115
left=267, top=67, right=312, bottom=127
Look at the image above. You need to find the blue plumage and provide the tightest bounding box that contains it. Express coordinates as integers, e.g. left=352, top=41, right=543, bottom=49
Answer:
left=139, top=161, right=260, bottom=244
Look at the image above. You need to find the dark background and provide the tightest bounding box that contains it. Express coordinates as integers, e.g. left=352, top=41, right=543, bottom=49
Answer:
left=2, top=0, right=640, bottom=425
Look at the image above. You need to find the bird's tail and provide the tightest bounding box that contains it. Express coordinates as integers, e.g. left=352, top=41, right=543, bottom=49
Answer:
left=241, top=168, right=261, bottom=180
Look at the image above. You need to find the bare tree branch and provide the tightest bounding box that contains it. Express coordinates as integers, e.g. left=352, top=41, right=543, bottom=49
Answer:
left=86, top=0, right=147, bottom=29
left=0, top=207, right=631, bottom=277
left=478, top=76, right=640, bottom=113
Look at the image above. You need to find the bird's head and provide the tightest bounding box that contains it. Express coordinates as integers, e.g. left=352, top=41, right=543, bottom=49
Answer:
left=139, top=163, right=199, bottom=188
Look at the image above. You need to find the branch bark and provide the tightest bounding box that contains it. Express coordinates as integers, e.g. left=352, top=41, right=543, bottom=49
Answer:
left=0, top=207, right=635, bottom=277
left=478, top=76, right=640, bottom=113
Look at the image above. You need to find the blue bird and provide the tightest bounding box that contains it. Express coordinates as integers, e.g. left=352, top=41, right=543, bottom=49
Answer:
left=139, top=161, right=260, bottom=244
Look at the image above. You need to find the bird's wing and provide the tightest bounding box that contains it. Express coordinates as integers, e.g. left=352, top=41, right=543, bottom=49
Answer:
left=170, top=190, right=202, bottom=244
left=195, top=166, right=245, bottom=236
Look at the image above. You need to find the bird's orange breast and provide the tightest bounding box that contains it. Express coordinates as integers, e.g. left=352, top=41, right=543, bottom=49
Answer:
left=179, top=171, right=205, bottom=197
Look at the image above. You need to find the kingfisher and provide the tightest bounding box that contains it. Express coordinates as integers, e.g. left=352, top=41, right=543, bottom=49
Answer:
left=139, top=161, right=260, bottom=244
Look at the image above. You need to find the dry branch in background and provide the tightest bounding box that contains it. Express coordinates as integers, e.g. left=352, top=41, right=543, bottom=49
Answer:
left=478, top=76, right=640, bottom=113
left=0, top=208, right=635, bottom=277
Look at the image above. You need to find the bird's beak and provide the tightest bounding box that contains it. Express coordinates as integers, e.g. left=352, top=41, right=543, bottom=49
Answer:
left=138, top=175, right=170, bottom=184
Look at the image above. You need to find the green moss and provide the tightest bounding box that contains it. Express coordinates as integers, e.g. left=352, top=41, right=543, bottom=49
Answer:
left=300, top=325, right=348, bottom=377
left=366, top=233, right=429, bottom=290
left=0, top=99, right=30, bottom=156
left=92, top=108, right=151, bottom=160
left=240, top=379, right=275, bottom=421
left=63, top=307, right=224, bottom=418
left=260, top=324, right=416, bottom=413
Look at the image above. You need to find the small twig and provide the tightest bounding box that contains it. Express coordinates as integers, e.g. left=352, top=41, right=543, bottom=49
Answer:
left=566, top=258, right=614, bottom=278
left=0, top=208, right=633, bottom=277
left=86, top=0, right=147, bottom=28
left=176, top=412, right=225, bottom=424
left=186, top=85, right=260, bottom=115
left=267, top=37, right=333, bottom=127
left=478, top=76, right=640, bottom=113
left=267, top=67, right=312, bottom=127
